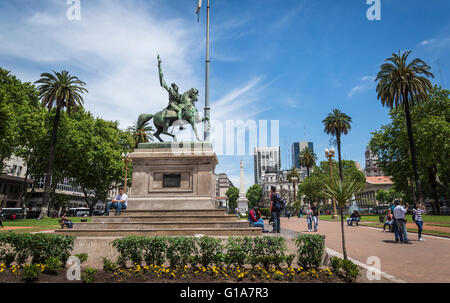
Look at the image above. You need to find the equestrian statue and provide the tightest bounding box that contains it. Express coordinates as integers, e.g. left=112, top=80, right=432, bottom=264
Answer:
left=137, top=55, right=209, bottom=142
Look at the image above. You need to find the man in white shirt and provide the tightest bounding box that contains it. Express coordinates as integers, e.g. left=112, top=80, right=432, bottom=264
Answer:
left=105, top=188, right=128, bottom=216
left=393, top=199, right=409, bottom=243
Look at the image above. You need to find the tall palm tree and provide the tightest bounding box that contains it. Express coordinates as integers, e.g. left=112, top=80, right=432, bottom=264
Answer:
left=35, top=70, right=88, bottom=217
left=321, top=178, right=365, bottom=260
left=298, top=146, right=317, bottom=178
left=375, top=50, right=434, bottom=203
left=128, top=115, right=155, bottom=148
left=322, top=109, right=352, bottom=181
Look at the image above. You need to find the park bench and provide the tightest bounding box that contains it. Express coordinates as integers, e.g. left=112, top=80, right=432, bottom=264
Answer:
left=58, top=219, right=65, bottom=229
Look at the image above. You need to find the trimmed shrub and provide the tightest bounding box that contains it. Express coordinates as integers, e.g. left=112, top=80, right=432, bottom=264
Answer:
left=112, top=236, right=144, bottom=267
left=250, top=237, right=287, bottom=269
left=75, top=253, right=88, bottom=264
left=329, top=256, right=360, bottom=282
left=195, top=236, right=224, bottom=268
left=142, top=237, right=167, bottom=266
left=295, top=234, right=325, bottom=269
left=166, top=237, right=197, bottom=268
left=0, top=233, right=74, bottom=266
left=102, top=257, right=117, bottom=273
left=224, top=237, right=252, bottom=268
left=43, top=256, right=62, bottom=275
left=81, top=267, right=97, bottom=283
left=22, top=264, right=41, bottom=283
left=285, top=254, right=295, bottom=268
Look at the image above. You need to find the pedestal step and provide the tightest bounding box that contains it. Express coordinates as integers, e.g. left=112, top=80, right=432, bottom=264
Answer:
left=107, top=209, right=228, bottom=217
left=93, top=215, right=239, bottom=223
left=73, top=221, right=249, bottom=230
left=56, top=228, right=262, bottom=237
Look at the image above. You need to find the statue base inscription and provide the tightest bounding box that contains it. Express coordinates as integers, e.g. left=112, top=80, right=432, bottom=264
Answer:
left=127, top=142, right=218, bottom=210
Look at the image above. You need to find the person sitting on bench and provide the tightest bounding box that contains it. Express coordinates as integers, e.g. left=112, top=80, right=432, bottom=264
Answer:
left=61, top=213, right=73, bottom=229
left=347, top=210, right=361, bottom=226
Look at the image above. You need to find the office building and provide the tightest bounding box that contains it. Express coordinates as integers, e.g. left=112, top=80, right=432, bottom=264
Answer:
left=253, top=147, right=281, bottom=184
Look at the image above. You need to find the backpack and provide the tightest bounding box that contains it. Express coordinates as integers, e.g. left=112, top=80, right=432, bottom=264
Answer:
left=273, top=194, right=286, bottom=212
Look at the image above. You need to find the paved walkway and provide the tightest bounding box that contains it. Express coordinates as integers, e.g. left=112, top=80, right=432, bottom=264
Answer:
left=272, top=217, right=450, bottom=283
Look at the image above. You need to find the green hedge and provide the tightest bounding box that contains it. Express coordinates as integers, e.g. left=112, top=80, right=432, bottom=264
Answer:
left=112, top=235, right=323, bottom=269
left=260, top=208, right=271, bottom=218
left=295, top=234, right=325, bottom=269
left=0, top=233, right=75, bottom=266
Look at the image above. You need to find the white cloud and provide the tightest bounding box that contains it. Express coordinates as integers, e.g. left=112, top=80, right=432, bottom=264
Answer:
left=348, top=75, right=376, bottom=98
left=0, top=0, right=204, bottom=129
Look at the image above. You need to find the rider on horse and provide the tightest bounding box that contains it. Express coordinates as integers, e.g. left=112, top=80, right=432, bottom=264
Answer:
left=158, top=55, right=186, bottom=129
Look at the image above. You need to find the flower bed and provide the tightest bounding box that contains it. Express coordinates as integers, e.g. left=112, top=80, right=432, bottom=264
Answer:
left=0, top=233, right=360, bottom=283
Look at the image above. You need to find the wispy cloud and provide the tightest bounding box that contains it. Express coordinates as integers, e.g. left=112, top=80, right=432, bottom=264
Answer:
left=0, top=0, right=203, bottom=129
left=348, top=75, right=376, bottom=98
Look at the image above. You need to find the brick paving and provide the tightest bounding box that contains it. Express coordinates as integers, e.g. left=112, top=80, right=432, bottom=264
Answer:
left=270, top=217, right=450, bottom=283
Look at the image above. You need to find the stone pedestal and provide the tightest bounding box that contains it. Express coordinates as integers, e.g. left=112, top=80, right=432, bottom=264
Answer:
left=127, top=142, right=218, bottom=210
left=237, top=197, right=249, bottom=213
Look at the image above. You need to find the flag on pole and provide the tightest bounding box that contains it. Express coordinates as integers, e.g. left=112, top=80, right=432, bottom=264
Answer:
left=195, top=0, right=202, bottom=22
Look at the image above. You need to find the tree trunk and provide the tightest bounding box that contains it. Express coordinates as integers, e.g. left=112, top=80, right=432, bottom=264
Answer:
left=403, top=92, right=421, bottom=204
left=41, top=107, right=61, bottom=218
left=336, top=132, right=344, bottom=181
left=340, top=205, right=347, bottom=260
left=306, top=167, right=310, bottom=178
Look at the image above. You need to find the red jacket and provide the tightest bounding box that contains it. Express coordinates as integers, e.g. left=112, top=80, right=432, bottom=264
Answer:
left=249, top=209, right=259, bottom=222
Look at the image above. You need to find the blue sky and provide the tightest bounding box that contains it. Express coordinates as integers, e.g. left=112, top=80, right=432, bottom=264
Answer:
left=1, top=0, right=449, bottom=189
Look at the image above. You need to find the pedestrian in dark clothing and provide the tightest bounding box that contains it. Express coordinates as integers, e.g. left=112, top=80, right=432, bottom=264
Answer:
left=269, top=186, right=281, bottom=233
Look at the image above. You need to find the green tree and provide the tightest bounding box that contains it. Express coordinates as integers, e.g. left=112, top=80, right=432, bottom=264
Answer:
left=298, top=147, right=317, bottom=178
left=370, top=86, right=449, bottom=213
left=0, top=68, right=42, bottom=173
left=298, top=160, right=365, bottom=205
left=127, top=115, right=155, bottom=148
left=322, top=109, right=352, bottom=181
left=226, top=186, right=239, bottom=211
left=376, top=188, right=403, bottom=205
left=64, top=109, right=134, bottom=214
left=35, top=70, right=88, bottom=217
left=375, top=50, right=434, bottom=204
left=246, top=184, right=262, bottom=208
left=321, top=178, right=365, bottom=260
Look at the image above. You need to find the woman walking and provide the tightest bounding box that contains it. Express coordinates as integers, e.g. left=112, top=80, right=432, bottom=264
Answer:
left=412, top=203, right=426, bottom=241
left=306, top=205, right=314, bottom=232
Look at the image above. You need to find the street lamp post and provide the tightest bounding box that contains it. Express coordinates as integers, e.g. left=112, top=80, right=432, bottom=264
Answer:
left=122, top=152, right=131, bottom=193
left=325, top=148, right=338, bottom=219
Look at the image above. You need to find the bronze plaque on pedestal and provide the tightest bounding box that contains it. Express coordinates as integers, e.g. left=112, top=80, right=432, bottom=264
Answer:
left=163, top=174, right=181, bottom=188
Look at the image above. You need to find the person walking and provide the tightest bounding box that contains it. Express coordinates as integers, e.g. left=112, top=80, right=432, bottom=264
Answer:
left=306, top=205, right=313, bottom=232
left=393, top=199, right=409, bottom=243
left=413, top=203, right=426, bottom=241
left=269, top=186, right=282, bottom=233
left=311, top=202, right=320, bottom=232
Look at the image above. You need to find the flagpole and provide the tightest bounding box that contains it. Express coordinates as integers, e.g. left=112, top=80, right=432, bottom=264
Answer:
left=204, top=0, right=211, bottom=141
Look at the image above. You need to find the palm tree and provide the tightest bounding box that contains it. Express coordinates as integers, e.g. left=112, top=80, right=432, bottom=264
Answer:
left=298, top=146, right=318, bottom=178
left=128, top=115, right=155, bottom=148
left=375, top=50, right=434, bottom=204
left=321, top=178, right=365, bottom=260
left=35, top=70, right=88, bottom=217
left=322, top=109, right=352, bottom=181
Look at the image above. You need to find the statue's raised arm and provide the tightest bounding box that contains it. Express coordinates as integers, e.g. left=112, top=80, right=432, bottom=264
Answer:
left=157, top=54, right=170, bottom=92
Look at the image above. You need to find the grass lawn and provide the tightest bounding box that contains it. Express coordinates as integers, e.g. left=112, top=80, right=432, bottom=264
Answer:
left=0, top=217, right=92, bottom=233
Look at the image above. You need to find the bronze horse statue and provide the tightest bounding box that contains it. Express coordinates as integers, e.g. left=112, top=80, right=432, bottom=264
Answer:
left=138, top=88, right=208, bottom=142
